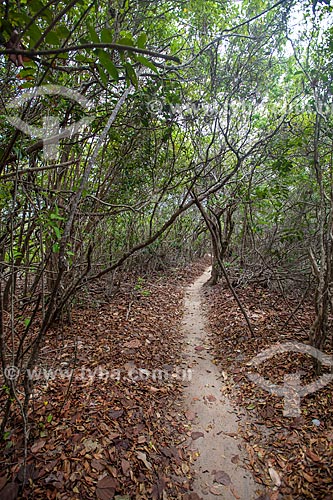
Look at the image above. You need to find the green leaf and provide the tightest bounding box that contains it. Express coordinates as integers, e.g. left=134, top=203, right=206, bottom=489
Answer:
left=76, top=54, right=86, bottom=62
left=10, top=12, right=31, bottom=25
left=27, top=24, right=43, bottom=46
left=98, top=51, right=119, bottom=81
left=53, top=226, right=61, bottom=240
left=137, top=32, right=147, bottom=49
left=17, top=68, right=35, bottom=79
left=119, top=30, right=132, bottom=39
left=55, top=25, right=70, bottom=40
left=13, top=249, right=22, bottom=259
left=29, top=0, right=44, bottom=14
left=52, top=243, right=60, bottom=253
left=40, top=8, right=53, bottom=23
left=98, top=65, right=108, bottom=86
left=101, top=28, right=113, bottom=43
left=24, top=318, right=31, bottom=327
left=76, top=53, right=94, bottom=63
left=18, top=82, right=35, bottom=89
left=21, top=59, right=38, bottom=70
left=46, top=414, right=53, bottom=423
left=50, top=213, right=64, bottom=220
left=87, top=23, right=100, bottom=44
left=118, top=37, right=133, bottom=47
left=56, top=52, right=68, bottom=59
left=45, top=32, right=60, bottom=46
left=124, top=62, right=138, bottom=87
left=135, top=55, right=158, bottom=73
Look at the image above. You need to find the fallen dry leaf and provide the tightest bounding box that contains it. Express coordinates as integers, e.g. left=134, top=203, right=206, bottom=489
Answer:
left=136, top=451, right=152, bottom=470
left=191, top=431, right=204, bottom=440
left=268, top=467, right=281, bottom=487
left=214, top=470, right=231, bottom=485
left=0, top=476, right=7, bottom=491
left=91, top=459, right=105, bottom=472
left=307, top=450, right=321, bottom=462
left=82, top=438, right=99, bottom=452
left=0, top=482, right=19, bottom=500
left=185, top=410, right=196, bottom=421
left=209, top=485, right=223, bottom=495
left=302, top=471, right=314, bottom=483
left=181, top=462, right=190, bottom=474
left=230, top=484, right=241, bottom=499
left=96, top=476, right=118, bottom=500
left=123, top=339, right=141, bottom=348
left=121, top=459, right=130, bottom=476
left=31, top=439, right=46, bottom=454
left=109, top=410, right=123, bottom=419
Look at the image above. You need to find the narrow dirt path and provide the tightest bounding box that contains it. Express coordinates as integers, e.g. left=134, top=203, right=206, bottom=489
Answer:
left=182, top=268, right=262, bottom=500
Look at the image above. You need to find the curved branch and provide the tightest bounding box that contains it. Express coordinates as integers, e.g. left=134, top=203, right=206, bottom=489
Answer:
left=0, top=43, right=181, bottom=63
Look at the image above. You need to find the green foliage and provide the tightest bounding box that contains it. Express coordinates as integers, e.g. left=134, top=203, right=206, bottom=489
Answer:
left=98, top=50, right=119, bottom=81
left=134, top=277, right=151, bottom=296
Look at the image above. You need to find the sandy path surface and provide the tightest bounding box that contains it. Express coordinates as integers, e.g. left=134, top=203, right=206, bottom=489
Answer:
left=182, top=268, right=262, bottom=500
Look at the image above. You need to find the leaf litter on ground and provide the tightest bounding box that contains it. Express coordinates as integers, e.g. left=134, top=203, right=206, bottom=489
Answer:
left=0, top=258, right=211, bottom=499
left=203, top=281, right=333, bottom=500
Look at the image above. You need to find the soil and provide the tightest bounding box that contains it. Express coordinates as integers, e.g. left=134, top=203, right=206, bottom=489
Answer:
left=182, top=268, right=264, bottom=499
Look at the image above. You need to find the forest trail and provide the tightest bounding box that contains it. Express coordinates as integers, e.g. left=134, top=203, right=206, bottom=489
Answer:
left=182, top=268, right=261, bottom=500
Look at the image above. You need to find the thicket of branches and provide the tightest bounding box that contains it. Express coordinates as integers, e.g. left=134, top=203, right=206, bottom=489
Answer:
left=0, top=0, right=332, bottom=433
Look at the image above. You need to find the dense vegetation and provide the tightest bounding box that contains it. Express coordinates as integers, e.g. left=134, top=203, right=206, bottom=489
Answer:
left=0, top=0, right=332, bottom=496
